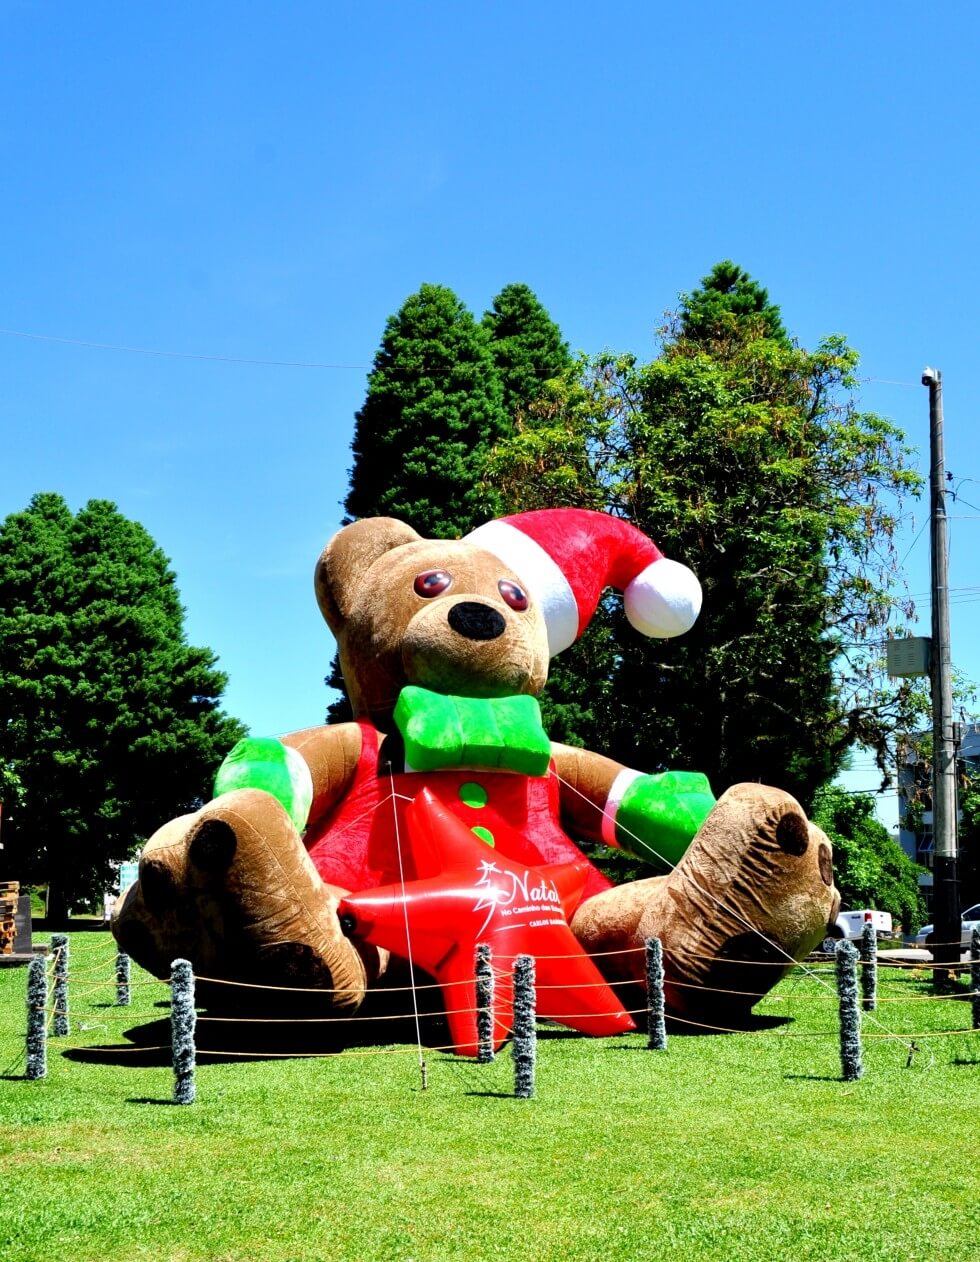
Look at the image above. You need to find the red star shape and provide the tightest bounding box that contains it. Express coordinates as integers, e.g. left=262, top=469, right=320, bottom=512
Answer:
left=339, top=787, right=635, bottom=1057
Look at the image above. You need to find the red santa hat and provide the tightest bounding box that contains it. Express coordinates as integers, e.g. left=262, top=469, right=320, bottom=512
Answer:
left=465, top=508, right=702, bottom=657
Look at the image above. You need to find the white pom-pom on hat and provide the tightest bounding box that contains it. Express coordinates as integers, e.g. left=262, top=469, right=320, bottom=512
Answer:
left=465, top=508, right=701, bottom=657
left=623, top=557, right=703, bottom=639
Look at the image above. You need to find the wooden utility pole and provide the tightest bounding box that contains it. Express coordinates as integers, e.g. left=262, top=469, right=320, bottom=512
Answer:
left=923, top=367, right=960, bottom=981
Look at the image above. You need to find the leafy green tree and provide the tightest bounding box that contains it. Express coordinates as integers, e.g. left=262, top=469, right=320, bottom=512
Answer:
left=955, top=764, right=980, bottom=907
left=344, top=283, right=507, bottom=539
left=0, top=493, right=246, bottom=923
left=482, top=283, right=572, bottom=422
left=486, top=265, right=924, bottom=806
left=812, top=785, right=927, bottom=932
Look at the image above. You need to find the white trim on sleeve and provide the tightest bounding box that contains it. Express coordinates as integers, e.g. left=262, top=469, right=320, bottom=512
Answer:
left=600, top=768, right=643, bottom=846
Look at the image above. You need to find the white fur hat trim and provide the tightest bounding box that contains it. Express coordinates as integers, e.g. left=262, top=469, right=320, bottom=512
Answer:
left=464, top=519, right=579, bottom=656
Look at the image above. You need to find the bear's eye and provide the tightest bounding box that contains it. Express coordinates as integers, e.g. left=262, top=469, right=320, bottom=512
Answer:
left=498, top=579, right=529, bottom=611
left=414, top=570, right=453, bottom=598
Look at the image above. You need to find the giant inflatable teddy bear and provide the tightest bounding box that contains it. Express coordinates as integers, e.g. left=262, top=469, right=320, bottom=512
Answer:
left=113, top=509, right=840, bottom=1051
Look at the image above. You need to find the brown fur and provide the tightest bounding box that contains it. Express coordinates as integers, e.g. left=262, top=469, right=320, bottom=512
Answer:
left=316, top=522, right=550, bottom=724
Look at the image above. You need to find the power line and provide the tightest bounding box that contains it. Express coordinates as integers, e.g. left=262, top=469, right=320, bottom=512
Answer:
left=0, top=326, right=370, bottom=370
left=0, top=324, right=568, bottom=377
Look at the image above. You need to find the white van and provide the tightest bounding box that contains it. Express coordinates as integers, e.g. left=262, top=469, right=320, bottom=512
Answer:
left=820, top=908, right=892, bottom=954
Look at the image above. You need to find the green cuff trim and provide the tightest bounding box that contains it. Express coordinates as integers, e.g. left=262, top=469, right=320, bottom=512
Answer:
left=213, top=737, right=313, bottom=833
left=394, top=686, right=552, bottom=776
left=614, top=771, right=715, bottom=872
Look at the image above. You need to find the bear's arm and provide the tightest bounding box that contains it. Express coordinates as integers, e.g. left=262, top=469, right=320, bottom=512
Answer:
left=550, top=742, right=626, bottom=843
left=551, top=742, right=716, bottom=871
left=281, top=723, right=364, bottom=823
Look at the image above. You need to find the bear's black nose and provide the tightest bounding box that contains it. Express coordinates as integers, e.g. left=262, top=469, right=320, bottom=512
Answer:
left=447, top=601, right=506, bottom=641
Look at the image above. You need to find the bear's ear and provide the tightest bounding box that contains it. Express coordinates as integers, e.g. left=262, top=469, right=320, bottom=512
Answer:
left=315, top=517, right=423, bottom=630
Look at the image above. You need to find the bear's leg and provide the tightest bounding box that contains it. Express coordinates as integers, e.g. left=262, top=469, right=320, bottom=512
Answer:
left=113, top=788, right=383, bottom=1012
left=571, top=784, right=840, bottom=1022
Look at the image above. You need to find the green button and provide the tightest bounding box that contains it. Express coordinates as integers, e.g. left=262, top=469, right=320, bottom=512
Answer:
left=459, top=781, right=488, bottom=809
left=471, top=826, right=495, bottom=848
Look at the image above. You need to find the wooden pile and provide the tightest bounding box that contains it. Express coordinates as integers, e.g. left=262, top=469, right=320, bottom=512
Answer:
left=0, top=881, right=19, bottom=955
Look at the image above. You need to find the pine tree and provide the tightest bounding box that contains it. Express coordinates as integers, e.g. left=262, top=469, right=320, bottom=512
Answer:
left=331, top=282, right=520, bottom=723
left=482, top=283, right=572, bottom=422
left=331, top=283, right=573, bottom=721
left=344, top=283, right=507, bottom=539
left=0, top=493, right=246, bottom=921
left=680, top=259, right=789, bottom=345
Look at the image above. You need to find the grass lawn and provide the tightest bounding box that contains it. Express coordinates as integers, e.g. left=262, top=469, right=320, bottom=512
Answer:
left=2, top=932, right=978, bottom=1262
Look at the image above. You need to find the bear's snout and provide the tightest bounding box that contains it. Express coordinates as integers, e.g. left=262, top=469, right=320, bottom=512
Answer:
left=447, top=601, right=506, bottom=641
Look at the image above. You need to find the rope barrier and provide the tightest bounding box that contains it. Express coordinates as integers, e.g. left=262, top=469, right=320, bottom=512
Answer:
left=663, top=1011, right=837, bottom=1037
left=15, top=976, right=979, bottom=1072
left=661, top=976, right=975, bottom=1001
left=187, top=1043, right=455, bottom=1059
left=20, top=878, right=976, bottom=1086
left=49, top=979, right=976, bottom=1015
left=386, top=767, right=429, bottom=1090
left=531, top=978, right=641, bottom=991
left=875, top=957, right=969, bottom=972
left=534, top=943, right=646, bottom=960
left=37, top=941, right=104, bottom=962
left=60, top=959, right=127, bottom=979
left=24, top=941, right=972, bottom=993
left=38, top=973, right=977, bottom=1021
left=862, top=1027, right=980, bottom=1041
left=195, top=1003, right=492, bottom=1024
left=50, top=1043, right=173, bottom=1055
left=33, top=947, right=973, bottom=1001
left=681, top=950, right=809, bottom=966
left=191, top=972, right=463, bottom=994
left=767, top=989, right=980, bottom=1004
left=70, top=982, right=135, bottom=1000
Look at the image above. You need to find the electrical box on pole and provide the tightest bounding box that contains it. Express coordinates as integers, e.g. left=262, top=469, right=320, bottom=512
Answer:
left=886, top=636, right=931, bottom=678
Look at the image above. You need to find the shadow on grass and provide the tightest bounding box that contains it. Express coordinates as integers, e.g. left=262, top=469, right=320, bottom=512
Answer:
left=783, top=1073, right=846, bottom=1082
left=76, top=997, right=167, bottom=1012
left=61, top=999, right=793, bottom=1072
left=660, top=1012, right=792, bottom=1037
left=62, top=983, right=457, bottom=1068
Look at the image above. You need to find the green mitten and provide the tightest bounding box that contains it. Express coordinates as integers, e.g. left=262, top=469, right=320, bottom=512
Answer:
left=213, top=737, right=314, bottom=833
left=610, top=770, right=715, bottom=872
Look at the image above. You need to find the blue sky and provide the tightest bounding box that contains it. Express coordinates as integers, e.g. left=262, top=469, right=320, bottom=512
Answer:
left=3, top=3, right=978, bottom=828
